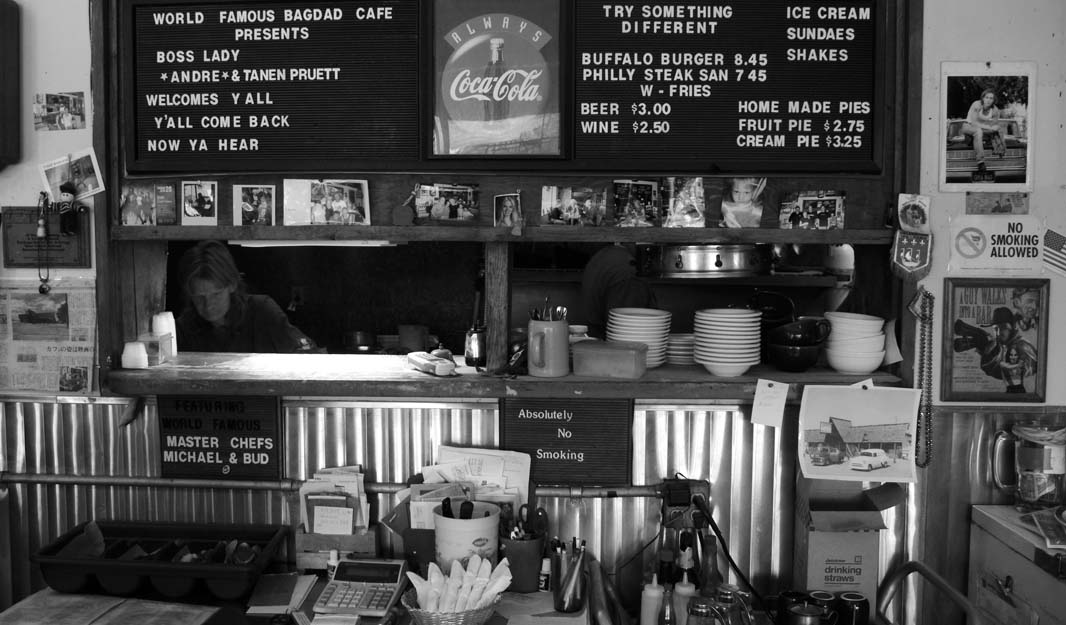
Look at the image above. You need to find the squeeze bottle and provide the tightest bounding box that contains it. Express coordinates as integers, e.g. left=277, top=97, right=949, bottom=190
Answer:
left=673, top=572, right=697, bottom=625
left=640, top=573, right=665, bottom=625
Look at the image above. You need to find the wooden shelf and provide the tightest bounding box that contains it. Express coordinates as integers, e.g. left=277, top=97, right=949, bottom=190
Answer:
left=106, top=353, right=901, bottom=402
left=110, top=225, right=895, bottom=245
left=513, top=270, right=840, bottom=288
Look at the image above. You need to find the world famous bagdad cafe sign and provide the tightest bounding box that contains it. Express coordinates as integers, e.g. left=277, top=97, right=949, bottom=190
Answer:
left=433, top=6, right=560, bottom=156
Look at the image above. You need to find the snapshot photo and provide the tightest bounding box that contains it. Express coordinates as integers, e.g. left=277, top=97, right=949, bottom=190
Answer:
left=493, top=193, right=523, bottom=228
left=39, top=147, right=104, bottom=202
left=942, top=277, right=1048, bottom=402
left=181, top=180, right=218, bottom=226
left=660, top=177, right=706, bottom=228
left=233, top=185, right=277, bottom=226
left=897, top=194, right=931, bottom=235
left=613, top=180, right=658, bottom=227
left=940, top=61, right=1034, bottom=191
left=717, top=177, right=766, bottom=228
left=412, top=183, right=480, bottom=223
left=11, top=293, right=70, bottom=342
left=33, top=92, right=86, bottom=131
left=964, top=192, right=1029, bottom=215
left=798, top=385, right=919, bottom=483
left=539, top=186, right=608, bottom=226
left=779, top=190, right=846, bottom=230
left=119, top=181, right=177, bottom=226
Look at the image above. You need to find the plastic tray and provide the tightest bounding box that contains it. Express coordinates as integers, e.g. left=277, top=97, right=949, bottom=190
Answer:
left=31, top=520, right=288, bottom=600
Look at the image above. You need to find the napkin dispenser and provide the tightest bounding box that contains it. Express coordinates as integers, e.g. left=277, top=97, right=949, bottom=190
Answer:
left=571, top=340, right=647, bottom=379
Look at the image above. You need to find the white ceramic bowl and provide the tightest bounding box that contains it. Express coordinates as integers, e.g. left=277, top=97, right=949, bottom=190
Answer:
left=702, top=362, right=753, bottom=377
left=827, top=334, right=886, bottom=352
left=826, top=312, right=885, bottom=333
left=825, top=348, right=885, bottom=374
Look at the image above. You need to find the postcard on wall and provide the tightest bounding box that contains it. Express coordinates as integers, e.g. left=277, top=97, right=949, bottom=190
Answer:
left=119, top=181, right=177, bottom=226
left=897, top=194, right=930, bottom=235
left=33, top=92, right=86, bottom=131
left=39, top=147, right=104, bottom=202
left=233, top=185, right=277, bottom=226
left=798, top=385, right=919, bottom=483
left=939, top=61, right=1035, bottom=192
left=180, top=180, right=218, bottom=226
left=412, top=183, right=480, bottom=223
left=965, top=192, right=1029, bottom=215
left=779, top=190, right=846, bottom=230
left=0, top=280, right=97, bottom=394
left=613, top=180, right=658, bottom=227
left=660, top=177, right=706, bottom=228
left=539, top=186, right=608, bottom=226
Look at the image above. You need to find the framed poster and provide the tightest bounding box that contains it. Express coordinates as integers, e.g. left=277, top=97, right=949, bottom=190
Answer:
left=430, top=0, right=562, bottom=157
left=940, top=61, right=1034, bottom=192
left=942, top=277, right=1048, bottom=402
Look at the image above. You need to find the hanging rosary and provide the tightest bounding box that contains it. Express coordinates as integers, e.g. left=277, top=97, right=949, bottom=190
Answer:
left=913, top=287, right=935, bottom=467
left=36, top=191, right=51, bottom=294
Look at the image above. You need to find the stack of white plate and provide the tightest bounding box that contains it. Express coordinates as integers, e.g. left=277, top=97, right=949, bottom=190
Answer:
left=693, top=309, right=762, bottom=377
left=606, top=308, right=672, bottom=368
left=666, top=334, right=696, bottom=366
left=825, top=312, right=886, bottom=374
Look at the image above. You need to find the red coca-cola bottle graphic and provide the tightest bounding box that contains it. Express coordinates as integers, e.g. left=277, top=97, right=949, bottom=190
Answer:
left=483, top=37, right=509, bottom=121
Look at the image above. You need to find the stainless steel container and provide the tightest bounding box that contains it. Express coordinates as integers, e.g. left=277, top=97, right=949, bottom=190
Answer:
left=657, top=244, right=770, bottom=278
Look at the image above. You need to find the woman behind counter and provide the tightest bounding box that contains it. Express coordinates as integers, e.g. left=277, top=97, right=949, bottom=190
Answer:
left=175, top=241, right=320, bottom=353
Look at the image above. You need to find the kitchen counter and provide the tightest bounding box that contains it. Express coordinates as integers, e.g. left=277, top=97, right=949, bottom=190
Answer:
left=105, top=353, right=901, bottom=400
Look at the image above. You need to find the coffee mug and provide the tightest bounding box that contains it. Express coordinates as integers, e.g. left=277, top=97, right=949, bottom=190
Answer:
left=774, top=590, right=809, bottom=622
left=837, top=592, right=869, bottom=625
left=768, top=316, right=832, bottom=346
left=528, top=320, right=569, bottom=377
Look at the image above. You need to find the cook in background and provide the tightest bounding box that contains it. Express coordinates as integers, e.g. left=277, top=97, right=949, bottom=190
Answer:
left=719, top=177, right=767, bottom=228
left=175, top=240, right=321, bottom=353
left=580, top=244, right=658, bottom=339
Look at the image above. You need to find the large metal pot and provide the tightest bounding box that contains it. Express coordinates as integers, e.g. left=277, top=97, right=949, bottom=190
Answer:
left=657, top=244, right=770, bottom=277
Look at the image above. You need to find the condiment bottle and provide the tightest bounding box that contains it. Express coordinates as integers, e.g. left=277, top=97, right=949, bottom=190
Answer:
left=639, top=573, right=665, bottom=625
left=658, top=584, right=676, bottom=625
left=673, top=572, right=697, bottom=625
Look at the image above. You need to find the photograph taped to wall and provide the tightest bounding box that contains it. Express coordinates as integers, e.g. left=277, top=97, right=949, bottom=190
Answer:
left=942, top=277, right=1048, bottom=402
left=798, top=385, right=919, bottom=483
left=940, top=61, right=1035, bottom=192
left=897, top=194, right=930, bottom=235
left=540, top=185, right=608, bottom=226
left=33, top=92, right=86, bottom=131
left=180, top=180, right=218, bottom=226
left=233, top=185, right=276, bottom=226
left=39, top=147, right=104, bottom=202
left=965, top=192, right=1030, bottom=215
left=120, top=180, right=178, bottom=226
left=412, top=183, right=480, bottom=223
left=494, top=193, right=522, bottom=228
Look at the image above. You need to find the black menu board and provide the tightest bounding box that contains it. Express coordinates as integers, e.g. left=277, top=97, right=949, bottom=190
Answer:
left=572, top=0, right=881, bottom=172
left=123, top=1, right=420, bottom=172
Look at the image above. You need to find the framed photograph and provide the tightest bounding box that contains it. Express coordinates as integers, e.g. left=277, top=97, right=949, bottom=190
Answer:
left=180, top=180, right=218, bottom=226
left=942, top=277, right=1048, bottom=402
left=430, top=0, right=562, bottom=157
left=39, top=147, right=104, bottom=202
left=232, top=184, right=276, bottom=226
left=493, top=193, right=522, bottom=228
left=940, top=61, right=1034, bottom=192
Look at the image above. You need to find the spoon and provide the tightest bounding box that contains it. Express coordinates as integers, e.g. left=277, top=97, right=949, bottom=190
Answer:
left=554, top=306, right=568, bottom=321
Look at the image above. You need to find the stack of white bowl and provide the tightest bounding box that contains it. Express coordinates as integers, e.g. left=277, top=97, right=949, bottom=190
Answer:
left=666, top=334, right=696, bottom=366
left=825, top=312, right=886, bottom=374
left=693, top=309, right=762, bottom=377
left=606, top=308, right=671, bottom=368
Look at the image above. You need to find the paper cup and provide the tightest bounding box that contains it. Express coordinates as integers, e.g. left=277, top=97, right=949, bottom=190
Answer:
left=433, top=502, right=500, bottom=571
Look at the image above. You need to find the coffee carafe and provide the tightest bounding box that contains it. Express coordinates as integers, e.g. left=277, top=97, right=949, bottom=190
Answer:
left=993, top=420, right=1066, bottom=509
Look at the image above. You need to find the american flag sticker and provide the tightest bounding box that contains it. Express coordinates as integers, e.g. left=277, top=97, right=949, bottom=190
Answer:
left=1044, top=228, right=1066, bottom=276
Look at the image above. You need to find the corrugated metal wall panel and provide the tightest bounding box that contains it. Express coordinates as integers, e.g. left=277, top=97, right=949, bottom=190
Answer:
left=1, top=397, right=912, bottom=613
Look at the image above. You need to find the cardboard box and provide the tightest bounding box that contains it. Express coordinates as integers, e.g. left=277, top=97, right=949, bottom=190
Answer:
left=793, top=477, right=905, bottom=600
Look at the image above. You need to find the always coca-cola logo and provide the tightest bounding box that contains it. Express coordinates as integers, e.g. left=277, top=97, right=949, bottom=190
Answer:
left=449, top=68, right=543, bottom=103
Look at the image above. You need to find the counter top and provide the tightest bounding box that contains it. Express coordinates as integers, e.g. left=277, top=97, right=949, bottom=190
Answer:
left=106, top=353, right=902, bottom=400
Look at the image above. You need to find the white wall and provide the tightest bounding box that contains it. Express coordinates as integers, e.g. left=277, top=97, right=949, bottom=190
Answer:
left=0, top=0, right=94, bottom=280
left=921, top=2, right=1066, bottom=405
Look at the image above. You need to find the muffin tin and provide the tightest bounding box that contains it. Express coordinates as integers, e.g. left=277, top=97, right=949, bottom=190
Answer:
left=32, top=520, right=288, bottom=600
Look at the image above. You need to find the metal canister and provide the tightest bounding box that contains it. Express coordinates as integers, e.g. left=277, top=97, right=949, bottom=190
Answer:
left=686, top=596, right=715, bottom=625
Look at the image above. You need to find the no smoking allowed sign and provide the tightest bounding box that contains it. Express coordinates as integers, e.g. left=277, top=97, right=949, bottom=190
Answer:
left=949, top=215, right=1042, bottom=272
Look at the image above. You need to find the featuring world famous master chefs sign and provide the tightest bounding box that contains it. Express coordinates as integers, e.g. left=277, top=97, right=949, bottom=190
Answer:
left=158, top=396, right=281, bottom=480
left=501, top=399, right=632, bottom=486
left=122, top=1, right=419, bottom=171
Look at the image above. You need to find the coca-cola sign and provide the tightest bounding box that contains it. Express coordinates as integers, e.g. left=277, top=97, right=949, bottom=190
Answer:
left=433, top=0, right=561, bottom=157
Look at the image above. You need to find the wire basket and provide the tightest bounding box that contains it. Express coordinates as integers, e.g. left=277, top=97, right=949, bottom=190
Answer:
left=401, top=589, right=500, bottom=625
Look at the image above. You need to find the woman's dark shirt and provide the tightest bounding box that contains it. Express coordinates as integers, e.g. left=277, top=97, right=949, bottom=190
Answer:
left=176, top=293, right=316, bottom=353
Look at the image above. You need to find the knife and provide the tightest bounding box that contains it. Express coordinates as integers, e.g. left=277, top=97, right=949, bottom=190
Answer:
left=459, top=500, right=474, bottom=520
